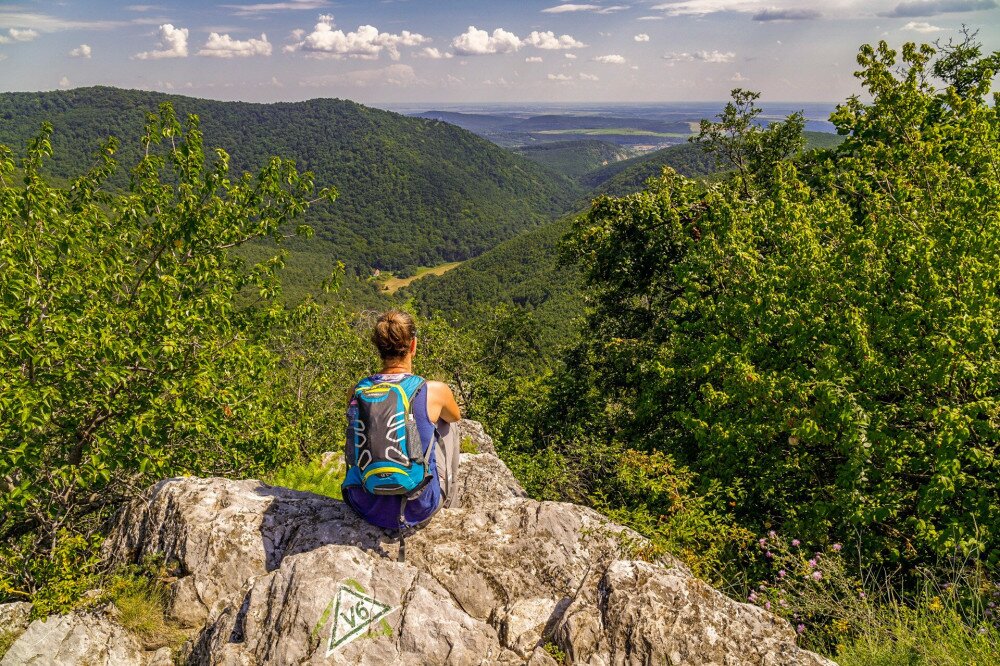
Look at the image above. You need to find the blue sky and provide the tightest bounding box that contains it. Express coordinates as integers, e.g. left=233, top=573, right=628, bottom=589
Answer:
left=0, top=0, right=997, bottom=103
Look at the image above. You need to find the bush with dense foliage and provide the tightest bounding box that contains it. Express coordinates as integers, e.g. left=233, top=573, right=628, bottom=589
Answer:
left=0, top=104, right=343, bottom=603
left=561, top=38, right=1000, bottom=568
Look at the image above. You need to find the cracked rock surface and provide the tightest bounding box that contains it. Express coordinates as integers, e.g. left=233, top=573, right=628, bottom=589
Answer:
left=6, top=421, right=835, bottom=665
left=0, top=613, right=143, bottom=666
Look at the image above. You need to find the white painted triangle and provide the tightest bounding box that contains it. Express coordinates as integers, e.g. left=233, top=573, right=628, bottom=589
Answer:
left=326, top=584, right=396, bottom=656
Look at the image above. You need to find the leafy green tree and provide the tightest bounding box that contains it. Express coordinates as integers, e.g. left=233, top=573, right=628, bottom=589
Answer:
left=692, top=88, right=805, bottom=196
left=0, top=104, right=334, bottom=599
left=268, top=292, right=375, bottom=457
left=564, top=37, right=1000, bottom=567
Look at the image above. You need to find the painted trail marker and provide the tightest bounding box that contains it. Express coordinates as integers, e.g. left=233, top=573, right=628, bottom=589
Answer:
left=324, top=583, right=397, bottom=656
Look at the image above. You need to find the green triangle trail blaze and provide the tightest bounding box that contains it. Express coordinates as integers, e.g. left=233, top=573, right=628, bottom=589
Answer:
left=326, top=584, right=397, bottom=656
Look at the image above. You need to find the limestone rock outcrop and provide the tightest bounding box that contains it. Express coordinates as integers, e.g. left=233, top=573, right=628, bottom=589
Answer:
left=0, top=613, right=143, bottom=666
left=4, top=421, right=835, bottom=665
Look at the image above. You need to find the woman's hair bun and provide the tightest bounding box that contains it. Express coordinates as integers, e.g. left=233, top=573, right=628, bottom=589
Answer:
left=372, top=309, right=417, bottom=360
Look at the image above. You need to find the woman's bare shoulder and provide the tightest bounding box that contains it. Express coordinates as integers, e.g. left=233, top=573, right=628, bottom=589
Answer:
left=425, top=380, right=453, bottom=396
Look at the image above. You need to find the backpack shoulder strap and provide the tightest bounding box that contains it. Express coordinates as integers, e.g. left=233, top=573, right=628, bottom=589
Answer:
left=399, top=374, right=426, bottom=401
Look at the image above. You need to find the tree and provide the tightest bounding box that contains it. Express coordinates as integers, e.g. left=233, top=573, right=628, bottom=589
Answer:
left=566, top=37, right=1000, bottom=567
left=692, top=88, right=805, bottom=196
left=0, top=104, right=335, bottom=598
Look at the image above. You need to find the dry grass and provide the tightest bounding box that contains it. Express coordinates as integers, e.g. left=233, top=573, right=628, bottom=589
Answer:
left=101, top=569, right=187, bottom=651
left=381, top=261, right=463, bottom=294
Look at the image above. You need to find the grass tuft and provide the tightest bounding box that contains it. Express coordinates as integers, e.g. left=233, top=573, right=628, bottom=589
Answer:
left=0, top=631, right=16, bottom=659
left=459, top=436, right=479, bottom=454
left=835, top=594, right=1000, bottom=665
left=267, top=455, right=345, bottom=499
left=94, top=560, right=187, bottom=651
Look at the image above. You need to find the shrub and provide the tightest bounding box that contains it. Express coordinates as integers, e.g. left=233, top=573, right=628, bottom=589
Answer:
left=266, top=457, right=345, bottom=500
left=0, top=104, right=335, bottom=602
left=564, top=37, right=1000, bottom=568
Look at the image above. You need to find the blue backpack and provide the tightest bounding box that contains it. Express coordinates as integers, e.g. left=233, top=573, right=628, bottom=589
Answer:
left=341, top=375, right=441, bottom=558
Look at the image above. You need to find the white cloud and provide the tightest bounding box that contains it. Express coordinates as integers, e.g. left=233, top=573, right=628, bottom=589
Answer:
left=542, top=3, right=628, bottom=13
left=548, top=73, right=573, bottom=81
left=901, top=20, right=943, bottom=31
left=69, top=44, right=92, bottom=58
left=222, top=1, right=331, bottom=17
left=415, top=47, right=453, bottom=59
left=580, top=72, right=600, bottom=80
left=650, top=1, right=750, bottom=16
left=0, top=28, right=39, bottom=43
left=451, top=26, right=522, bottom=55
left=525, top=55, right=544, bottom=62
left=634, top=33, right=650, bottom=42
left=198, top=32, right=271, bottom=57
left=134, top=24, right=189, bottom=59
left=0, top=11, right=127, bottom=32
left=565, top=52, right=577, bottom=59
left=649, top=0, right=823, bottom=18
left=286, top=15, right=428, bottom=60
left=731, top=71, right=749, bottom=81
left=594, top=54, right=627, bottom=64
left=299, top=63, right=421, bottom=87
left=523, top=30, right=586, bottom=49
left=663, top=49, right=735, bottom=63
left=637, top=15, right=664, bottom=20
left=752, top=8, right=821, bottom=20
left=58, top=76, right=70, bottom=88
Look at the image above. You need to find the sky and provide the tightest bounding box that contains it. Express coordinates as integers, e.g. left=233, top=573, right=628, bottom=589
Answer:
left=0, top=0, right=997, bottom=104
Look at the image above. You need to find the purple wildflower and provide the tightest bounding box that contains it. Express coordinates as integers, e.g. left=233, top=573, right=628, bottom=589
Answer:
left=791, top=539, right=800, bottom=547
left=749, top=592, right=758, bottom=603
left=832, top=543, right=842, bottom=552
left=797, top=624, right=805, bottom=634
left=812, top=571, right=823, bottom=581
left=765, top=601, right=772, bottom=611
left=808, top=558, right=817, bottom=568
left=766, top=551, right=774, bottom=559
left=778, top=569, right=787, bottom=578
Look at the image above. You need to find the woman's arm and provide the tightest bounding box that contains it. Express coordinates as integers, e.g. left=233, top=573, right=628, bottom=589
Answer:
left=427, top=380, right=461, bottom=423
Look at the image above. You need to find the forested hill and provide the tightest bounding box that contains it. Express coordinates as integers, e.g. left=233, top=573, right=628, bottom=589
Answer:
left=410, top=216, right=580, bottom=352
left=0, top=87, right=580, bottom=276
left=412, top=130, right=845, bottom=346
left=581, top=130, right=842, bottom=198
left=514, top=140, right=636, bottom=181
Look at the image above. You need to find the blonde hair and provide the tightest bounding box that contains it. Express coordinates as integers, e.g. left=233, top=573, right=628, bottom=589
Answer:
left=371, top=310, right=417, bottom=361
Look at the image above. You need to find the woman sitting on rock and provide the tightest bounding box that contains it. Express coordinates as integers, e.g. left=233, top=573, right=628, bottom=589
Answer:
left=341, top=310, right=462, bottom=538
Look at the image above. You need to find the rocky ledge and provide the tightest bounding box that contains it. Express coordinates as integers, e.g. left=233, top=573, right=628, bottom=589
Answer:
left=2, top=421, right=833, bottom=665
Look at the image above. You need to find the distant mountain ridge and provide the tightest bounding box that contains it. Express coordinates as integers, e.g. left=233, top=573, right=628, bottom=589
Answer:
left=412, top=110, right=692, bottom=148
left=515, top=140, right=637, bottom=182
left=0, top=87, right=580, bottom=278
left=581, top=130, right=844, bottom=198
